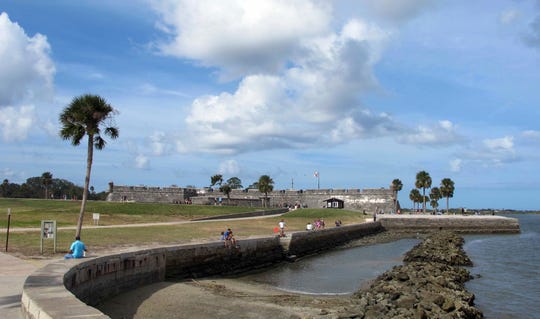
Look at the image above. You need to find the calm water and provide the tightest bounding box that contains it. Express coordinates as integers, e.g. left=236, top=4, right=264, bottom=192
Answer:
left=241, top=214, right=539, bottom=318
left=463, top=214, right=540, bottom=319
left=239, top=238, right=421, bottom=294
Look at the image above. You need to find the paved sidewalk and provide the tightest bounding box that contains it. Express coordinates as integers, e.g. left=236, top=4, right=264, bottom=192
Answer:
left=0, top=252, right=49, bottom=319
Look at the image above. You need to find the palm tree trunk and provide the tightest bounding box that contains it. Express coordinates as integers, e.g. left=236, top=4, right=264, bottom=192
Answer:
left=422, top=188, right=426, bottom=214
left=76, top=135, right=94, bottom=238
left=446, top=196, right=450, bottom=214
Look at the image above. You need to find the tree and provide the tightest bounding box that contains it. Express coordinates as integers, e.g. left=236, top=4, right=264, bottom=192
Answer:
left=226, top=177, right=243, bottom=189
left=429, top=187, right=441, bottom=213
left=247, top=182, right=259, bottom=190
left=60, top=94, right=119, bottom=238
left=409, top=189, right=421, bottom=212
left=257, top=175, right=274, bottom=207
left=440, top=178, right=455, bottom=214
left=41, top=172, right=53, bottom=199
left=415, top=170, right=432, bottom=214
left=1, top=179, right=10, bottom=197
left=210, top=174, right=223, bottom=188
left=391, top=179, right=403, bottom=213
left=220, top=184, right=232, bottom=204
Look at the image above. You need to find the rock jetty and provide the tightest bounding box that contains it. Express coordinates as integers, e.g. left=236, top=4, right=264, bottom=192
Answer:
left=341, top=231, right=483, bottom=319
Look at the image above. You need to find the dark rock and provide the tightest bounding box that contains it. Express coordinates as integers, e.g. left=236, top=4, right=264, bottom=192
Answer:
left=352, top=231, right=483, bottom=319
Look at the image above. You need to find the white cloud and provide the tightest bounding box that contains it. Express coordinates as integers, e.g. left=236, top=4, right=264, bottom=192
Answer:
left=449, top=158, right=462, bottom=173
left=151, top=0, right=331, bottom=78
left=0, top=12, right=55, bottom=106
left=0, top=105, right=35, bottom=141
left=483, top=136, right=514, bottom=151
left=139, top=83, right=189, bottom=97
left=148, top=131, right=171, bottom=156
left=175, top=19, right=395, bottom=154
left=218, top=159, right=240, bottom=176
left=396, top=120, right=464, bottom=146
left=134, top=154, right=150, bottom=169
left=459, top=136, right=518, bottom=167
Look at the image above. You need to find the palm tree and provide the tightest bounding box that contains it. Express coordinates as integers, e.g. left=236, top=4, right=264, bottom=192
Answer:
left=409, top=189, right=421, bottom=212
left=391, top=179, right=403, bottom=213
left=210, top=174, right=223, bottom=188
left=220, top=184, right=232, bottom=204
left=415, top=170, right=432, bottom=214
left=41, top=172, right=53, bottom=199
left=257, top=175, right=274, bottom=207
left=440, top=178, right=455, bottom=214
left=226, top=177, right=243, bottom=189
left=429, top=187, right=441, bottom=213
left=59, top=94, right=119, bottom=238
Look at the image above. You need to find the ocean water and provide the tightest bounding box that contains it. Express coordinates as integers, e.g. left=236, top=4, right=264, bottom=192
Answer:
left=463, top=214, right=540, bottom=319
left=241, top=214, right=539, bottom=318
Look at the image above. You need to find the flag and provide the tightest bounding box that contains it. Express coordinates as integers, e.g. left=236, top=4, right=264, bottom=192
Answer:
left=314, top=171, right=319, bottom=178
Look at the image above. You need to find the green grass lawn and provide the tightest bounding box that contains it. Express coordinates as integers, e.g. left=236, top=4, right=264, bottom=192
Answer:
left=0, top=198, right=264, bottom=228
left=0, top=198, right=369, bottom=258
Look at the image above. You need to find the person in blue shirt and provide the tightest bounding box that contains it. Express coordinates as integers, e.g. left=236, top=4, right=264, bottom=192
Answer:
left=64, top=236, right=87, bottom=259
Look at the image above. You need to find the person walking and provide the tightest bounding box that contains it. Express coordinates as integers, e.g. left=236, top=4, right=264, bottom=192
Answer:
left=278, top=219, right=287, bottom=237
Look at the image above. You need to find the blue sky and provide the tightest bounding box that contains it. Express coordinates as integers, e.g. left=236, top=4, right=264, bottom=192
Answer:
left=1, top=0, right=539, bottom=210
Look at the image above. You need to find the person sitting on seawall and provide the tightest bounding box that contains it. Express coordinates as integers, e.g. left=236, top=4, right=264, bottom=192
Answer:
left=64, top=236, right=87, bottom=259
left=306, top=222, right=313, bottom=231
left=225, top=228, right=239, bottom=248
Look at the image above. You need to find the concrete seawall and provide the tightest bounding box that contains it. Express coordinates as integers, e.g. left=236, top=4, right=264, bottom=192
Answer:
left=21, top=216, right=518, bottom=319
left=378, top=214, right=520, bottom=233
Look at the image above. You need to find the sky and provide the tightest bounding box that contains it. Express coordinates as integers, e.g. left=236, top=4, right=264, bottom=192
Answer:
left=0, top=0, right=539, bottom=210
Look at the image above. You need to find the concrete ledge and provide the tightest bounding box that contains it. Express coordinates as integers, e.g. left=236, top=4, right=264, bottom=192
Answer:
left=378, top=214, right=520, bottom=233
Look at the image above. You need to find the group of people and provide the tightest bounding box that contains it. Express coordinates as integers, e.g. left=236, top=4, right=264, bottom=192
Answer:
left=306, top=218, right=326, bottom=231
left=220, top=228, right=239, bottom=248
left=305, top=218, right=343, bottom=230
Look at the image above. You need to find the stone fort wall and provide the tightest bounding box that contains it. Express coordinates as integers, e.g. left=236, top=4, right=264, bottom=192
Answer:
left=106, top=183, right=396, bottom=213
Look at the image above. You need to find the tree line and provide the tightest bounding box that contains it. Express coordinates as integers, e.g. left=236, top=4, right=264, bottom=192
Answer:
left=1, top=172, right=108, bottom=201
left=391, top=171, right=455, bottom=214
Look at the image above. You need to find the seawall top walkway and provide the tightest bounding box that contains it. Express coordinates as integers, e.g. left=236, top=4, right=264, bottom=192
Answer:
left=0, top=252, right=49, bottom=319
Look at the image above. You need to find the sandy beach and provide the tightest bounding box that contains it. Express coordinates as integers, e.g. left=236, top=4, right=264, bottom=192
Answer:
left=97, top=277, right=360, bottom=319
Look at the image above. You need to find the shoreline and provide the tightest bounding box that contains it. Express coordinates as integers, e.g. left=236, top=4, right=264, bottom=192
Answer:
left=96, top=231, right=420, bottom=319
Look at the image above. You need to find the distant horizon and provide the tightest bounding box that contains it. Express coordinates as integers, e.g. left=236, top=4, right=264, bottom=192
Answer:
left=1, top=1, right=539, bottom=211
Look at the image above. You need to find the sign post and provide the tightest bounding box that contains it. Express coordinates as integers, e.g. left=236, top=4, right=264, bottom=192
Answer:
left=5, top=208, right=11, bottom=252
left=92, top=213, right=100, bottom=226
left=40, top=220, right=57, bottom=254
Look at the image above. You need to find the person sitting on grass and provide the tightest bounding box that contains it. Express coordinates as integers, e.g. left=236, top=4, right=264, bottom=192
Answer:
left=64, top=236, right=87, bottom=259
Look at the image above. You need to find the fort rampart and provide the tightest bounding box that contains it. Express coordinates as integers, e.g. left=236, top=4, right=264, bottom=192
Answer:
left=20, top=216, right=519, bottom=319
left=106, top=184, right=396, bottom=213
